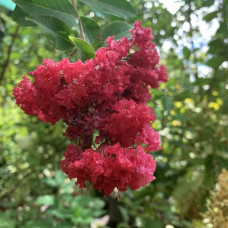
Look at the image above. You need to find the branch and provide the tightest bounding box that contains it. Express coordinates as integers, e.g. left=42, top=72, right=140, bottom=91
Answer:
left=188, top=2, right=199, bottom=80
left=68, top=47, right=78, bottom=58
left=72, top=0, right=85, bottom=41
left=0, top=25, right=20, bottom=84
left=1, top=171, right=32, bottom=200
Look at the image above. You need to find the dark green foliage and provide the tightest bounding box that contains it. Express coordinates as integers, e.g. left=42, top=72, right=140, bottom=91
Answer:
left=29, top=16, right=75, bottom=50
left=80, top=16, right=100, bottom=44
left=13, top=0, right=78, bottom=27
left=0, top=0, right=227, bottom=227
left=78, top=0, right=135, bottom=19
left=100, top=21, right=133, bottom=41
left=12, top=0, right=136, bottom=53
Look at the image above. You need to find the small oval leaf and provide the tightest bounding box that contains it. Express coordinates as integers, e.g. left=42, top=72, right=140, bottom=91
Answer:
left=36, top=195, right=55, bottom=206
left=69, top=36, right=95, bottom=61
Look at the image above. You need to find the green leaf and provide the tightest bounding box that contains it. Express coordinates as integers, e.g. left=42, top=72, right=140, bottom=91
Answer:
left=202, top=0, right=214, bottom=7
left=100, top=21, right=133, bottom=41
left=27, top=16, right=74, bottom=50
left=78, top=0, right=135, bottom=19
left=203, top=11, right=218, bottom=22
left=0, top=214, right=15, bottom=228
left=145, top=218, right=163, bottom=228
left=80, top=16, right=100, bottom=44
left=69, top=36, right=95, bottom=61
left=44, top=178, right=58, bottom=187
left=183, top=46, right=191, bottom=59
left=208, top=39, right=228, bottom=55
left=206, top=56, right=226, bottom=68
left=12, top=6, right=36, bottom=26
left=36, top=195, right=55, bottom=205
left=55, top=170, right=65, bottom=185
left=13, top=0, right=77, bottom=27
left=162, top=94, right=172, bottom=113
left=119, top=206, right=129, bottom=223
left=23, top=221, right=52, bottom=228
left=51, top=209, right=71, bottom=220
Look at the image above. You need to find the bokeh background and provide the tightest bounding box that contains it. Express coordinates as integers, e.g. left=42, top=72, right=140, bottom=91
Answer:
left=0, top=0, right=228, bottom=227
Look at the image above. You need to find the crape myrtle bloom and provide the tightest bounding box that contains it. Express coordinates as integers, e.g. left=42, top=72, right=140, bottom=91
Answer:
left=60, top=143, right=156, bottom=196
left=99, top=99, right=156, bottom=147
left=13, top=21, right=168, bottom=195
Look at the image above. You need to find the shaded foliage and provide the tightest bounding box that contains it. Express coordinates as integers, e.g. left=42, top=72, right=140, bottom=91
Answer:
left=0, top=0, right=227, bottom=227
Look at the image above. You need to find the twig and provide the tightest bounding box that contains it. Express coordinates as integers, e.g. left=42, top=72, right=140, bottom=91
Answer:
left=72, top=0, right=85, bottom=41
left=0, top=25, right=20, bottom=84
left=68, top=47, right=78, bottom=58
left=1, top=172, right=32, bottom=200
left=188, top=2, right=199, bottom=80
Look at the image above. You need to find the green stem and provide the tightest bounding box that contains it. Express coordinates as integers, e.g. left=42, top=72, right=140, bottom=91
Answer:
left=72, top=0, right=85, bottom=40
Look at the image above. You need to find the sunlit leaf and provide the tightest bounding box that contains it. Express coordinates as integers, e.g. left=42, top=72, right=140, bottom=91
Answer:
left=69, top=36, right=95, bottom=61
left=36, top=195, right=55, bottom=205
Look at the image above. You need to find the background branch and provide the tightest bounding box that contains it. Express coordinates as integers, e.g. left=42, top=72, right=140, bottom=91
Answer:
left=0, top=25, right=20, bottom=84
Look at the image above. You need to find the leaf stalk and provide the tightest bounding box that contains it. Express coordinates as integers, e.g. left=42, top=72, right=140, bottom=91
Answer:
left=72, top=0, right=85, bottom=41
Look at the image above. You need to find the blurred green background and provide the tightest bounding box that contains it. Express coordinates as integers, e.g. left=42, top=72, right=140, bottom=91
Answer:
left=0, top=0, right=228, bottom=227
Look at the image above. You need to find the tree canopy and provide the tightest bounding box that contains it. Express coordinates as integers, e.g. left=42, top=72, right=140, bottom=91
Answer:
left=0, top=0, right=227, bottom=227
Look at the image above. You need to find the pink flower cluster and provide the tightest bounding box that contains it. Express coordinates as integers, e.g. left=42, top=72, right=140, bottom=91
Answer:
left=13, top=21, right=168, bottom=195
left=61, top=144, right=156, bottom=196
